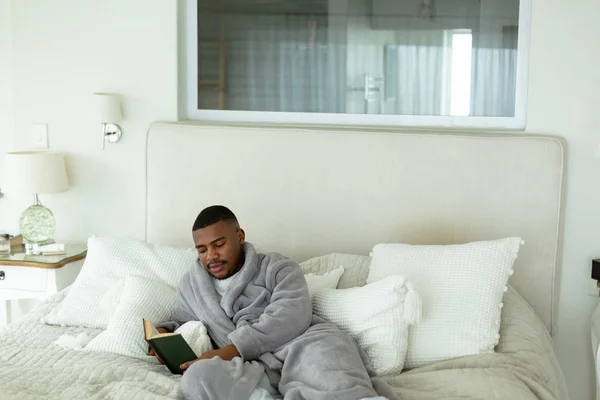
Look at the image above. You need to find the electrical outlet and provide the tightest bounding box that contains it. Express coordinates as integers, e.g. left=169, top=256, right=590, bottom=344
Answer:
left=31, top=124, right=48, bottom=148
left=590, top=279, right=600, bottom=297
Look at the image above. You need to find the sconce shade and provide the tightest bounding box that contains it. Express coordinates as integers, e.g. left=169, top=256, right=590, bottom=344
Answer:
left=3, top=151, right=69, bottom=194
left=94, top=93, right=123, bottom=123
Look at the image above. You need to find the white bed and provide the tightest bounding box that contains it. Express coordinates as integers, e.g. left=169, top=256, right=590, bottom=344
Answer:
left=0, top=122, right=568, bottom=399
left=0, top=267, right=567, bottom=399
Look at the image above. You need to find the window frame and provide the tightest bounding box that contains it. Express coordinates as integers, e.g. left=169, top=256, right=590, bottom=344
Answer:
left=181, top=0, right=532, bottom=130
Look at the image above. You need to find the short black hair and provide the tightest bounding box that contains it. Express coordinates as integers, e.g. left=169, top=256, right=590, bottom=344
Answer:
left=192, top=205, right=238, bottom=231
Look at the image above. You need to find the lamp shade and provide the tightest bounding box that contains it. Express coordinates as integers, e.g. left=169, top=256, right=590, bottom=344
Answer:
left=94, top=93, right=123, bottom=123
left=3, top=151, right=69, bottom=194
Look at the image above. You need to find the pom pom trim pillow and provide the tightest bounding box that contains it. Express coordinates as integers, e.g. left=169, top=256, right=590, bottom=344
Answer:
left=312, top=275, right=422, bottom=375
left=367, top=237, right=523, bottom=368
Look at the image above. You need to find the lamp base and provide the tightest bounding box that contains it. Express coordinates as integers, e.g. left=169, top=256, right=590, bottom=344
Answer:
left=20, top=204, right=56, bottom=244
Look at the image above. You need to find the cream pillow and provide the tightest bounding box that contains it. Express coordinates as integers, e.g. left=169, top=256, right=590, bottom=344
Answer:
left=300, top=253, right=371, bottom=289
left=43, top=236, right=197, bottom=329
left=367, top=237, right=522, bottom=368
left=304, top=267, right=344, bottom=298
left=312, top=275, right=421, bottom=375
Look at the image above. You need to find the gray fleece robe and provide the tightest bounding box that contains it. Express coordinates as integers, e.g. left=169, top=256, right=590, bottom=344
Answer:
left=159, top=243, right=396, bottom=400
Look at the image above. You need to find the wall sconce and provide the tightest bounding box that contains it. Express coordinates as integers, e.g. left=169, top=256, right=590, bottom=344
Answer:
left=94, top=93, right=123, bottom=150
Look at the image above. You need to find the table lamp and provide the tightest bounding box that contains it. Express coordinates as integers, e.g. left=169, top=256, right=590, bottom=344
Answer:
left=3, top=151, right=69, bottom=251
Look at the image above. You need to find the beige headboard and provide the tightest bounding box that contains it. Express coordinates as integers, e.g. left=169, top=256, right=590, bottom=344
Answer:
left=145, top=122, right=564, bottom=333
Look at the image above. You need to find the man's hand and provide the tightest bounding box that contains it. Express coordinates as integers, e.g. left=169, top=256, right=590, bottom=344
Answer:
left=148, top=327, right=169, bottom=363
left=180, top=344, right=241, bottom=372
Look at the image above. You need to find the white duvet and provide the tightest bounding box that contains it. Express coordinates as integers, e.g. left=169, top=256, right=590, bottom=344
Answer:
left=0, top=286, right=568, bottom=400
left=385, top=285, right=569, bottom=400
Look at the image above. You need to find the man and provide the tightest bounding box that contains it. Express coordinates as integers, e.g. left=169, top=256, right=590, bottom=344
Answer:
left=153, top=205, right=396, bottom=400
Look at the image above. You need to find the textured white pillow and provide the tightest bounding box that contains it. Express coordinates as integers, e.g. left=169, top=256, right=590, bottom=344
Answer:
left=43, top=236, right=197, bottom=329
left=304, top=267, right=344, bottom=298
left=84, top=277, right=213, bottom=359
left=83, top=276, right=177, bottom=358
left=312, top=275, right=421, bottom=375
left=367, top=237, right=522, bottom=368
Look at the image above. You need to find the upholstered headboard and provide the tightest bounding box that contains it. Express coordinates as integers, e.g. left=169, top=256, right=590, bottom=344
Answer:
left=145, top=122, right=564, bottom=333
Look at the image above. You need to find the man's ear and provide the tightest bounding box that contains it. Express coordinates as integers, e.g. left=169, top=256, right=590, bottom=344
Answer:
left=238, top=228, right=245, bottom=244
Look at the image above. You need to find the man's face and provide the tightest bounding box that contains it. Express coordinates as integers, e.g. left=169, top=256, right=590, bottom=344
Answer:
left=193, top=220, right=245, bottom=280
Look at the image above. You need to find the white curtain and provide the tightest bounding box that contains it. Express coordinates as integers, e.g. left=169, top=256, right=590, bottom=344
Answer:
left=470, top=30, right=518, bottom=117
left=223, top=15, right=517, bottom=118
left=386, top=30, right=445, bottom=116
left=226, top=14, right=346, bottom=114
left=470, top=48, right=517, bottom=116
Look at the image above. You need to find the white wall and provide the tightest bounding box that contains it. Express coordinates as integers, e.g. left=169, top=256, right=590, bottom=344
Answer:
left=0, top=0, right=14, bottom=228
left=1, top=1, right=599, bottom=399
left=1, top=0, right=178, bottom=240
left=527, top=1, right=600, bottom=399
left=0, top=0, right=12, bottom=149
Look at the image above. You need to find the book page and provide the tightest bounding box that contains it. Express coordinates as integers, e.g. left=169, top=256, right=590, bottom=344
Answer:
left=143, top=319, right=160, bottom=340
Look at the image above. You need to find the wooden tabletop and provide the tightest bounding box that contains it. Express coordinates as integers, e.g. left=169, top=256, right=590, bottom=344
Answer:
left=0, top=244, right=87, bottom=269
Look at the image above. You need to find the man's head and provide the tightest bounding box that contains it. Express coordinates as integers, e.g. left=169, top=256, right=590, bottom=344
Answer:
left=192, top=205, right=245, bottom=280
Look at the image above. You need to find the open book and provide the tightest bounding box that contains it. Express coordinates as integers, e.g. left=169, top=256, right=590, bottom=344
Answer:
left=143, top=319, right=197, bottom=375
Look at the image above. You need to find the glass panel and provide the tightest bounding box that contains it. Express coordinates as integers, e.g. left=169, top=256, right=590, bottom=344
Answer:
left=197, top=0, right=521, bottom=117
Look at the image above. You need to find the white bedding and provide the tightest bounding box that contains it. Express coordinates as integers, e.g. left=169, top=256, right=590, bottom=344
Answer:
left=385, top=285, right=569, bottom=400
left=0, top=289, right=178, bottom=400
left=0, top=285, right=568, bottom=400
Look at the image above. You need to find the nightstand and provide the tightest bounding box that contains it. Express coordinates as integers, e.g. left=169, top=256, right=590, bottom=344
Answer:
left=0, top=244, right=87, bottom=325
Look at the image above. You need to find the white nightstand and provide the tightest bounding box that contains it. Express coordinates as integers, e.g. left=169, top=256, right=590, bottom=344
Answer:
left=0, top=244, right=87, bottom=325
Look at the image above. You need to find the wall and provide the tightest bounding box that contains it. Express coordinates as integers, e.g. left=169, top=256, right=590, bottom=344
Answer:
left=0, top=0, right=13, bottom=227
left=527, top=0, right=600, bottom=399
left=1, top=0, right=599, bottom=399
left=1, top=0, right=178, bottom=240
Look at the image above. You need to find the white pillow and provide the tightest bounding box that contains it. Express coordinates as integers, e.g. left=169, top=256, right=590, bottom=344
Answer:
left=43, top=236, right=197, bottom=329
left=312, top=275, right=421, bottom=375
left=84, top=276, right=213, bottom=359
left=367, top=237, right=522, bottom=368
left=304, top=267, right=344, bottom=298
left=83, top=275, right=177, bottom=358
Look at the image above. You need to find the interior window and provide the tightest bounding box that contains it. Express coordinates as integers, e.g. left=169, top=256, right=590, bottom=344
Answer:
left=186, top=0, right=527, bottom=127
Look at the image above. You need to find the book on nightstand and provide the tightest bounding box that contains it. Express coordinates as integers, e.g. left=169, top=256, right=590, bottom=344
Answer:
left=143, top=319, right=197, bottom=375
